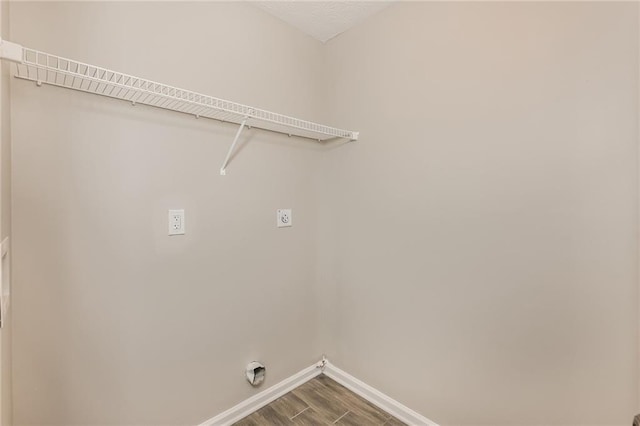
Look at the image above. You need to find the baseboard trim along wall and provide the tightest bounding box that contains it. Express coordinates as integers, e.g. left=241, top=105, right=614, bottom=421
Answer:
left=323, top=361, right=439, bottom=426
left=199, top=358, right=439, bottom=426
left=198, top=363, right=322, bottom=426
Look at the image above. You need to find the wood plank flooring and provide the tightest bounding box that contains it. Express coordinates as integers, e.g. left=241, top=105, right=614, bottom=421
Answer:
left=233, top=375, right=406, bottom=425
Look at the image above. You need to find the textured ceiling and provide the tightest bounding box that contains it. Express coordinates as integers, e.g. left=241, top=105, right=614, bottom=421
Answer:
left=252, top=1, right=394, bottom=43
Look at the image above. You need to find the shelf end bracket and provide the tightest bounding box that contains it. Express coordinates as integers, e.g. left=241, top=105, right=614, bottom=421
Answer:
left=0, top=39, right=23, bottom=63
left=220, top=116, right=249, bottom=176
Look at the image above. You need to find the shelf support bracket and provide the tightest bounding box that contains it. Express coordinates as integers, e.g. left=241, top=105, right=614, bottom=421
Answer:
left=220, top=117, right=249, bottom=176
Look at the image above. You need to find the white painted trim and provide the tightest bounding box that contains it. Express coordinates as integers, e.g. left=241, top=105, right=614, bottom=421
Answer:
left=197, top=359, right=437, bottom=426
left=197, top=363, right=322, bottom=426
left=323, top=361, right=439, bottom=426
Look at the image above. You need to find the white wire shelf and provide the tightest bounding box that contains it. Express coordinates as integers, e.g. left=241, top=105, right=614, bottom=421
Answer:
left=0, top=39, right=359, bottom=174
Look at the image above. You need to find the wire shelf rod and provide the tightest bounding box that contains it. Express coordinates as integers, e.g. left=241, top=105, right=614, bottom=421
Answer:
left=0, top=38, right=360, bottom=173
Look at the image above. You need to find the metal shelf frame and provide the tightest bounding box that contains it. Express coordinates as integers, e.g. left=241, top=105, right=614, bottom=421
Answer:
left=0, top=39, right=359, bottom=175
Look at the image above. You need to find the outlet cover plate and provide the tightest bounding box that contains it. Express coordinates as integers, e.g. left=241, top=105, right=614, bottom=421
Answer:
left=169, top=209, right=185, bottom=235
left=277, top=209, right=292, bottom=228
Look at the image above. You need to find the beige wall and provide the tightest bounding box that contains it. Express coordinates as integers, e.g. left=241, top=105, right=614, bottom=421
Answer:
left=10, top=2, right=324, bottom=425
left=8, top=2, right=640, bottom=426
left=1, top=0, right=12, bottom=424
left=321, top=2, right=639, bottom=425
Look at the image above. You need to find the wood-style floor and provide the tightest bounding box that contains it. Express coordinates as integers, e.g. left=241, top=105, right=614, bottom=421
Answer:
left=233, top=375, right=406, bottom=426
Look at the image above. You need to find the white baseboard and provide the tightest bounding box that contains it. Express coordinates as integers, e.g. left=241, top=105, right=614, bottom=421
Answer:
left=198, top=363, right=322, bottom=426
left=323, top=361, right=439, bottom=426
left=197, top=359, right=438, bottom=426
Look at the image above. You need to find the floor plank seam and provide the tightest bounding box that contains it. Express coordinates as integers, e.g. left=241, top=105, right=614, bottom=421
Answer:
left=332, top=410, right=350, bottom=424
left=230, top=376, right=406, bottom=425
left=289, top=406, right=310, bottom=420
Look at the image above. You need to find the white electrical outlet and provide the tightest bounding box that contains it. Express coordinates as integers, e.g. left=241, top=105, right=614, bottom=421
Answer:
left=168, top=209, right=185, bottom=235
left=277, top=209, right=292, bottom=228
